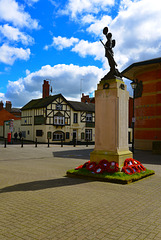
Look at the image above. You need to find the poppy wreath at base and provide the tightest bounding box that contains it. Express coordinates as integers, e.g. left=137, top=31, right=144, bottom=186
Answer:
left=122, top=157, right=146, bottom=174
left=86, top=162, right=97, bottom=171
left=94, top=165, right=105, bottom=174
left=107, top=161, right=119, bottom=173
left=75, top=161, right=90, bottom=170
left=85, top=160, right=119, bottom=174
left=124, top=158, right=135, bottom=167
left=99, top=159, right=109, bottom=170
left=131, top=165, right=141, bottom=173
left=122, top=166, right=135, bottom=175
left=137, top=164, right=146, bottom=171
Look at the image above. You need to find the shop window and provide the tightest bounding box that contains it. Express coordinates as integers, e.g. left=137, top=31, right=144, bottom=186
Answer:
left=53, top=131, right=64, bottom=140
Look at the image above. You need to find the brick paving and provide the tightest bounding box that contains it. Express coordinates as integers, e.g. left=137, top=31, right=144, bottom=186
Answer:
left=0, top=144, right=161, bottom=240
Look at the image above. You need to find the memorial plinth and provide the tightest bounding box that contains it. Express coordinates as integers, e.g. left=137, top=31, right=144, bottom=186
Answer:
left=90, top=77, right=133, bottom=169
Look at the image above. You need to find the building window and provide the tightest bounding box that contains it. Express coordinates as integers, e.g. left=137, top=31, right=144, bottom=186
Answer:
left=66, top=132, right=70, bottom=139
left=47, top=131, right=52, bottom=139
left=53, top=131, right=64, bottom=140
left=86, top=113, right=92, bottom=122
left=28, top=130, right=30, bottom=135
left=81, top=132, right=84, bottom=140
left=54, top=116, right=64, bottom=125
left=85, top=129, right=92, bottom=141
left=73, top=113, right=78, bottom=123
left=36, top=130, right=43, bottom=137
left=56, top=104, right=62, bottom=111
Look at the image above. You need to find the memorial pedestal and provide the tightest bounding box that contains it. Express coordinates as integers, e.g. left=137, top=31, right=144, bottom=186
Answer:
left=90, top=77, right=133, bottom=169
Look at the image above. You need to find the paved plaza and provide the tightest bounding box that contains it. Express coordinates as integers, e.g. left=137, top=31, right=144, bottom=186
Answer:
left=0, top=143, right=161, bottom=240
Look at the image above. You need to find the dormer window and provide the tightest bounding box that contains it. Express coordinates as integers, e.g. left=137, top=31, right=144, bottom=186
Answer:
left=86, top=113, right=92, bottom=122
left=56, top=104, right=62, bottom=111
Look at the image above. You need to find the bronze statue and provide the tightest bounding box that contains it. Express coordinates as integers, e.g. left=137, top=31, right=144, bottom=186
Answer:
left=100, top=27, right=122, bottom=80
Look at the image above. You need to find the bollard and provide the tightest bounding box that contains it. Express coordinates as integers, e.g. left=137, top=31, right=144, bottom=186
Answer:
left=73, top=138, right=76, bottom=147
left=48, top=138, right=50, bottom=148
left=61, top=138, right=63, bottom=147
left=21, top=138, right=23, bottom=148
left=4, top=138, right=6, bottom=148
left=35, top=138, right=37, bottom=147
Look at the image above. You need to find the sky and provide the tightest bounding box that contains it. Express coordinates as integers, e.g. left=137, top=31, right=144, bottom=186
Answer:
left=0, top=0, right=161, bottom=107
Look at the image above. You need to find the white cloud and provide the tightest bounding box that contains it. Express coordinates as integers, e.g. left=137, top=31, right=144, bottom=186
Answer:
left=61, top=0, right=114, bottom=18
left=0, top=44, right=31, bottom=65
left=110, top=0, right=161, bottom=68
left=81, top=14, right=96, bottom=24
left=0, top=24, right=34, bottom=45
left=4, top=64, right=104, bottom=107
left=67, top=0, right=161, bottom=71
left=72, top=40, right=103, bottom=60
left=0, top=0, right=40, bottom=29
left=44, top=36, right=79, bottom=50
left=25, top=0, right=39, bottom=6
left=86, top=15, right=112, bottom=36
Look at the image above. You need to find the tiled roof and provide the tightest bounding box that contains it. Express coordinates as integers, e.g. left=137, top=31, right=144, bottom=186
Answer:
left=21, top=94, right=95, bottom=112
left=0, top=109, right=21, bottom=126
left=68, top=101, right=95, bottom=112
left=21, top=94, right=62, bottom=110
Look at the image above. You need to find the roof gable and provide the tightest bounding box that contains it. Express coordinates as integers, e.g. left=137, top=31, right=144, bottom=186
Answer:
left=21, top=94, right=67, bottom=110
left=0, top=109, right=20, bottom=126
left=21, top=94, right=95, bottom=112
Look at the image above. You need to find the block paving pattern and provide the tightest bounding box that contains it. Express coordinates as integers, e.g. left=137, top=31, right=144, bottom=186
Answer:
left=0, top=144, right=161, bottom=240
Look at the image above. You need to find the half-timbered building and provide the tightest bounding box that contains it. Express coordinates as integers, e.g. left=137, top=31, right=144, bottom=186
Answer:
left=21, top=93, right=95, bottom=144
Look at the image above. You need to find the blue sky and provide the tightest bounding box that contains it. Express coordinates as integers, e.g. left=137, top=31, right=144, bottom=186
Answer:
left=0, top=0, right=161, bottom=107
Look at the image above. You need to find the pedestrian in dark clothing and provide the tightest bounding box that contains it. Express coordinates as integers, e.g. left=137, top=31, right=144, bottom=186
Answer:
left=14, top=132, right=18, bottom=141
left=19, top=131, right=22, bottom=140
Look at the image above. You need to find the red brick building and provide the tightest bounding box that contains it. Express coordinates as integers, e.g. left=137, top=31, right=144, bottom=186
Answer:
left=122, top=57, right=161, bottom=150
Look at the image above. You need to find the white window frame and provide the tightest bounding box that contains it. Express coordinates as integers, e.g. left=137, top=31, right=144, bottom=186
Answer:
left=86, top=113, right=92, bottom=122
left=53, top=132, right=63, bottom=140
left=54, top=116, right=64, bottom=125
left=85, top=129, right=92, bottom=141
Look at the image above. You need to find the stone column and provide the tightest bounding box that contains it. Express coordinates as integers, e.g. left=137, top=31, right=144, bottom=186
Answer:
left=90, top=77, right=133, bottom=169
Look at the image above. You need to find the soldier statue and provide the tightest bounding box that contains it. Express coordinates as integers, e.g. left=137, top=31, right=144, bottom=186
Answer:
left=100, top=27, right=122, bottom=80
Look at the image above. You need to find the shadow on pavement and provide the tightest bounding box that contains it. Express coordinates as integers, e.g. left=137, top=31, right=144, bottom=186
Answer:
left=53, top=148, right=161, bottom=165
left=133, top=149, right=161, bottom=165
left=0, top=177, right=89, bottom=193
left=53, top=149, right=93, bottom=160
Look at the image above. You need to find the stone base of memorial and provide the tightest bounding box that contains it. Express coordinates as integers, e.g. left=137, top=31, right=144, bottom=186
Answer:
left=90, top=77, right=132, bottom=170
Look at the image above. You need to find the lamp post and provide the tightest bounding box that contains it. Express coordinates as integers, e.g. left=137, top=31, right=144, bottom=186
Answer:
left=130, top=79, right=137, bottom=154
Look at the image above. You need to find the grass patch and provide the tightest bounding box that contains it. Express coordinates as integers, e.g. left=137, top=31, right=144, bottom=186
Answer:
left=66, top=168, right=155, bottom=184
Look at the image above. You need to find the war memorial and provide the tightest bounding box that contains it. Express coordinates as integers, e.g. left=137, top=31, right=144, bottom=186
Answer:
left=67, top=27, right=154, bottom=183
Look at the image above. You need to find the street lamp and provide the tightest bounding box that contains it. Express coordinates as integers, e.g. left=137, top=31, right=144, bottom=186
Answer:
left=130, top=79, right=138, bottom=154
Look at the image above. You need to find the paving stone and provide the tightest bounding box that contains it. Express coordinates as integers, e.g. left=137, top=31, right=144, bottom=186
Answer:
left=0, top=145, right=161, bottom=239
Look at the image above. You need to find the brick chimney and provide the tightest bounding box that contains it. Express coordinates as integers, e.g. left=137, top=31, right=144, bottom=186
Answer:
left=42, top=80, right=50, bottom=98
left=5, top=101, right=12, bottom=112
left=0, top=101, right=3, bottom=110
left=81, top=93, right=90, bottom=103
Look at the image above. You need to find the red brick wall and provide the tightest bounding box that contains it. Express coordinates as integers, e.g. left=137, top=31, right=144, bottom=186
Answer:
left=134, top=69, right=161, bottom=141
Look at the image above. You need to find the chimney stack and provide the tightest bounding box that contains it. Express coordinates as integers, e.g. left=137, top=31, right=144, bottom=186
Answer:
left=0, top=101, right=4, bottom=110
left=42, top=80, right=50, bottom=98
left=5, top=101, right=12, bottom=112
